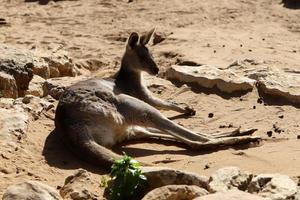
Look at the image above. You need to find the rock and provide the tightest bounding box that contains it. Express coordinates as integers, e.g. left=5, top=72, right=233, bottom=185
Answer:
left=0, top=71, right=18, bottom=98
left=295, top=191, right=300, bottom=200
left=166, top=65, right=255, bottom=94
left=0, top=44, right=78, bottom=98
left=248, top=174, right=298, bottom=200
left=3, top=180, right=61, bottom=200
left=142, top=185, right=208, bottom=200
left=0, top=60, right=33, bottom=98
left=25, top=75, right=45, bottom=97
left=0, top=100, right=28, bottom=147
left=227, top=60, right=300, bottom=105
left=209, top=166, right=252, bottom=192
left=17, top=95, right=54, bottom=120
left=0, top=95, right=52, bottom=148
left=41, top=50, right=77, bottom=78
left=195, top=190, right=268, bottom=200
left=60, top=169, right=99, bottom=200
left=252, top=67, right=300, bottom=105
left=141, top=167, right=210, bottom=193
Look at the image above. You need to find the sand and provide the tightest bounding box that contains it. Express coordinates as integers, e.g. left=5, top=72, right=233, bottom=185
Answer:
left=0, top=0, right=300, bottom=196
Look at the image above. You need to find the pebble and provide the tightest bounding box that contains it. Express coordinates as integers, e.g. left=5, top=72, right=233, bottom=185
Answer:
left=208, top=113, right=214, bottom=118
left=278, top=115, right=284, bottom=119
left=204, top=164, right=210, bottom=170
left=257, top=98, right=263, bottom=104
left=297, top=135, right=300, bottom=140
left=267, top=131, right=273, bottom=137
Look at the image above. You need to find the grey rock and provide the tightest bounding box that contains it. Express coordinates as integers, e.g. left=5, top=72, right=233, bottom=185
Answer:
left=141, top=167, right=210, bottom=193
left=3, top=180, right=61, bottom=200
left=195, top=190, right=269, bottom=200
left=142, top=185, right=208, bottom=200
left=25, top=75, right=45, bottom=97
left=0, top=100, right=28, bottom=147
left=166, top=65, right=255, bottom=94
left=209, top=166, right=252, bottom=192
left=60, top=169, right=99, bottom=200
left=0, top=44, right=78, bottom=98
left=248, top=174, right=298, bottom=200
left=0, top=71, right=18, bottom=98
left=228, top=59, right=300, bottom=105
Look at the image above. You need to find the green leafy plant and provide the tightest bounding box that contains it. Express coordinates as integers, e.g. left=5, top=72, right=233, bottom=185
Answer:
left=108, top=155, right=147, bottom=200
left=100, top=175, right=109, bottom=188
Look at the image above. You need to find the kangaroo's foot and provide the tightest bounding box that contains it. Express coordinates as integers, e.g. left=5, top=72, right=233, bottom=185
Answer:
left=188, top=135, right=261, bottom=150
left=210, top=127, right=257, bottom=138
left=127, top=126, right=177, bottom=141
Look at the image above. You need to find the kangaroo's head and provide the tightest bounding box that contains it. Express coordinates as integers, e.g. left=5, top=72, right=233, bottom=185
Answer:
left=123, top=28, right=159, bottom=75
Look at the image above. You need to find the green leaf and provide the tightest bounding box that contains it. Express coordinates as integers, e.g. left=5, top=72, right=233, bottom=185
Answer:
left=107, top=155, right=147, bottom=200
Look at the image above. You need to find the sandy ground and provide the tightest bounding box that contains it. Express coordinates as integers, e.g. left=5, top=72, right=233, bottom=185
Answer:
left=1, top=0, right=300, bottom=196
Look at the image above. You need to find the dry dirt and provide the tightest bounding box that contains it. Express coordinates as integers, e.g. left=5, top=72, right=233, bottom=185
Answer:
left=1, top=0, right=300, bottom=197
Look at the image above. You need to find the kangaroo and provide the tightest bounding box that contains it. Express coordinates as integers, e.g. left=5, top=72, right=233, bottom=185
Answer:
left=55, top=29, right=260, bottom=170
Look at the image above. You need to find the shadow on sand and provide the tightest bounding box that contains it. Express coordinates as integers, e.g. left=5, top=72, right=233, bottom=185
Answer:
left=43, top=128, right=261, bottom=172
left=282, top=0, right=300, bottom=9
left=168, top=79, right=252, bottom=100
left=25, top=0, right=65, bottom=5
left=42, top=129, right=108, bottom=174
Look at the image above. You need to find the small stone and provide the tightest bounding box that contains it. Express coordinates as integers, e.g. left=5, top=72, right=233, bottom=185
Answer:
left=213, top=50, right=216, bottom=53
left=204, top=164, right=210, bottom=170
left=208, top=113, right=214, bottom=118
left=257, top=98, right=263, bottom=104
left=278, top=115, right=284, bottom=119
left=253, top=105, right=256, bottom=109
left=232, top=151, right=245, bottom=156
left=297, top=135, right=300, bottom=140
left=248, top=49, right=252, bottom=52
left=267, top=131, right=273, bottom=137
left=240, top=44, right=243, bottom=47
left=273, top=123, right=283, bottom=134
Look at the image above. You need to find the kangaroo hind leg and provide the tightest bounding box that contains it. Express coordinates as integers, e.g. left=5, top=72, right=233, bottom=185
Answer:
left=65, top=124, right=122, bottom=170
left=118, top=95, right=260, bottom=150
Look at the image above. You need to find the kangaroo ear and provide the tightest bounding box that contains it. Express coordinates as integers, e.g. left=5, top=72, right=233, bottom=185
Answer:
left=127, top=32, right=139, bottom=48
left=140, top=28, right=155, bottom=46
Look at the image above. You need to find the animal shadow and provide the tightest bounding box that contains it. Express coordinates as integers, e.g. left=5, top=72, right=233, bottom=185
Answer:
left=282, top=0, right=300, bottom=9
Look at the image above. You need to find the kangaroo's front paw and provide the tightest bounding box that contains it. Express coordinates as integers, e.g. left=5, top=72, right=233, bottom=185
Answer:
left=184, top=105, right=196, bottom=116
